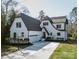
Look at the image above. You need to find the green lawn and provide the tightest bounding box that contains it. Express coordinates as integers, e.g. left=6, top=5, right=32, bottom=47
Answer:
left=49, top=42, right=77, bottom=59
left=1, top=44, right=32, bottom=56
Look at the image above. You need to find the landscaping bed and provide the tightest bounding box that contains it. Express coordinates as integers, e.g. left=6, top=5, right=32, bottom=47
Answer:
left=1, top=43, right=32, bottom=56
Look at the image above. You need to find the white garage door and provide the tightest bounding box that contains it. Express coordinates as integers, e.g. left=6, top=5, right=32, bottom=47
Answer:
left=29, top=35, right=41, bottom=43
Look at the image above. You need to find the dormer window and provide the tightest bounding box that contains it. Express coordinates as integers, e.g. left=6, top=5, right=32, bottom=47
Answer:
left=16, top=22, right=21, bottom=28
left=43, top=22, right=48, bottom=25
left=57, top=25, right=61, bottom=28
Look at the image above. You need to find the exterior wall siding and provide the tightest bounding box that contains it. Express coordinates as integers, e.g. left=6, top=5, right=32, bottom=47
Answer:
left=40, top=20, right=67, bottom=40
left=10, top=18, right=28, bottom=39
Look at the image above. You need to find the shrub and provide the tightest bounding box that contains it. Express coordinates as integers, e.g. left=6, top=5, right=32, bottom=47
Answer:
left=68, top=32, right=77, bottom=40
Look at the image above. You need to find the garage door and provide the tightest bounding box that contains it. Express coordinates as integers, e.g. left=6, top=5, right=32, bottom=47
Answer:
left=29, top=35, right=41, bottom=43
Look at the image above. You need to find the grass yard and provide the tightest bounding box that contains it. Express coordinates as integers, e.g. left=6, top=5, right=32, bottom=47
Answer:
left=1, top=44, right=32, bottom=56
left=49, top=42, right=77, bottom=59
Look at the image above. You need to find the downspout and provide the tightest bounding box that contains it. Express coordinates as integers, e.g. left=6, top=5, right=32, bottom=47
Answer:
left=28, top=29, right=29, bottom=43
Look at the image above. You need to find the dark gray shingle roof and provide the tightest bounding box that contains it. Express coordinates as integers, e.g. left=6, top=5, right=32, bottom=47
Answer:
left=20, top=13, right=41, bottom=31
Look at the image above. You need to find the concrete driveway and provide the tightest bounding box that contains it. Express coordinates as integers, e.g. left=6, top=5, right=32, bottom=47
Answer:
left=2, top=41, right=59, bottom=59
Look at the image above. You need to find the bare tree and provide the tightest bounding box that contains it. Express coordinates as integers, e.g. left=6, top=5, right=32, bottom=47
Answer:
left=1, top=0, right=18, bottom=24
left=70, top=7, right=77, bottom=23
left=21, top=6, right=30, bottom=14
left=68, top=7, right=77, bottom=39
left=38, top=10, right=45, bottom=21
left=1, top=0, right=18, bottom=43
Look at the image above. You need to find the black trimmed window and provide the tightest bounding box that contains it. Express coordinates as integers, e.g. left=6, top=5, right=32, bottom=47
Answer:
left=16, top=23, right=18, bottom=28
left=57, top=25, right=61, bottom=28
left=57, top=32, right=61, bottom=36
left=21, top=32, right=24, bottom=37
left=43, top=22, right=48, bottom=25
left=16, top=22, right=21, bottom=28
left=19, top=22, right=21, bottom=27
left=50, top=32, right=52, bottom=35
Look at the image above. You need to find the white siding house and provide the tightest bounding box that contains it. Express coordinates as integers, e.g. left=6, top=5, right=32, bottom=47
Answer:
left=40, top=16, right=68, bottom=41
left=10, top=13, right=68, bottom=44
left=10, top=13, right=42, bottom=43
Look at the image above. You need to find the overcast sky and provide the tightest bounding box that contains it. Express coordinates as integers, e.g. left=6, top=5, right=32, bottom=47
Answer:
left=16, top=0, right=77, bottom=17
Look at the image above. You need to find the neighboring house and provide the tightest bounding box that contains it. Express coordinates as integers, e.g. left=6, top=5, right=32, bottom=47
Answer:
left=10, top=13, right=42, bottom=43
left=10, top=13, right=68, bottom=44
left=40, top=16, right=68, bottom=41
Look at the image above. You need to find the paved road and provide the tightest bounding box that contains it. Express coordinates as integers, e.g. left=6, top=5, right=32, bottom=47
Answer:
left=2, top=41, right=59, bottom=59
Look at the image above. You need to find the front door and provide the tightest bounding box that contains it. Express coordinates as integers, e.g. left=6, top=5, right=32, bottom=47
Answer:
left=14, top=32, right=16, bottom=38
left=43, top=32, right=46, bottom=38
